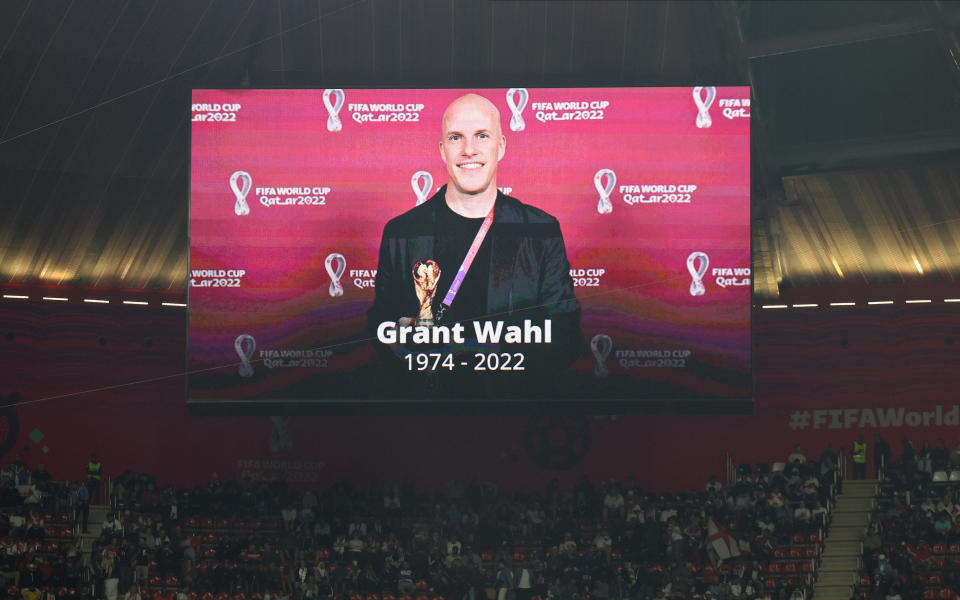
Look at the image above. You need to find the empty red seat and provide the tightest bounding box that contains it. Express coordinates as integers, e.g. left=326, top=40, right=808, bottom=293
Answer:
left=366, top=595, right=379, bottom=600
left=148, top=576, right=162, bottom=587
left=940, top=589, right=953, bottom=600
left=784, top=562, right=799, bottom=574
left=788, top=548, right=802, bottom=559
left=809, top=532, right=820, bottom=543
left=792, top=533, right=805, bottom=544
left=767, top=562, right=782, bottom=574
left=929, top=574, right=943, bottom=585
left=718, top=563, right=732, bottom=574
left=934, top=558, right=946, bottom=569
left=859, top=575, right=870, bottom=586
left=774, top=548, right=788, bottom=559
left=200, top=518, right=214, bottom=529
left=924, top=590, right=937, bottom=600
left=164, top=576, right=178, bottom=587
left=233, top=593, right=246, bottom=600
left=513, top=551, right=526, bottom=562
left=934, top=544, right=947, bottom=555
left=186, top=517, right=198, bottom=528
left=415, top=580, right=428, bottom=592
left=481, top=552, right=494, bottom=561
left=801, top=561, right=813, bottom=573
left=765, top=578, right=777, bottom=589
left=216, top=518, right=230, bottom=529
left=805, top=546, right=818, bottom=558
left=414, top=595, right=428, bottom=600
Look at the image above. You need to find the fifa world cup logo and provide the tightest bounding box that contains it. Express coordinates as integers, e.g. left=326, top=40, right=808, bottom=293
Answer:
left=693, top=86, right=716, bottom=129
left=412, top=260, right=441, bottom=326
left=591, top=334, right=612, bottom=378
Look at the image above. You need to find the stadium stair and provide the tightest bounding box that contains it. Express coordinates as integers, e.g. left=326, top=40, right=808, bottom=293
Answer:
left=80, top=504, right=109, bottom=566
left=813, top=479, right=877, bottom=600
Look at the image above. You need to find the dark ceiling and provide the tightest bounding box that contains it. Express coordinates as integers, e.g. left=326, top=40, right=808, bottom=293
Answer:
left=1, top=0, right=959, bottom=301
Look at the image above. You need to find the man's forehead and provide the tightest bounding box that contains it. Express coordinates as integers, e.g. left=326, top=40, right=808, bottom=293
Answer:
left=442, top=94, right=501, bottom=133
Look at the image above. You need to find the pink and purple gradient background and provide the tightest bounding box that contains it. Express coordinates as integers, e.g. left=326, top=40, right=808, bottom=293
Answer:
left=189, top=87, right=750, bottom=401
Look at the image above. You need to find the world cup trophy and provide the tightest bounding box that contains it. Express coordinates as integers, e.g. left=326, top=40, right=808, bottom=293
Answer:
left=412, top=260, right=441, bottom=326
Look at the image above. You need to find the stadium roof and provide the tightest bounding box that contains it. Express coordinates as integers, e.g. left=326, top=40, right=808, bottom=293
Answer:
left=1, top=0, right=959, bottom=301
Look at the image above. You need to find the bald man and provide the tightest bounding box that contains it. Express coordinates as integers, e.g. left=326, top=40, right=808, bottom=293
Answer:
left=367, top=93, right=583, bottom=398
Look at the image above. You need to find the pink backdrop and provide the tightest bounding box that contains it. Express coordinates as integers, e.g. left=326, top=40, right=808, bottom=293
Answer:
left=190, top=87, right=751, bottom=402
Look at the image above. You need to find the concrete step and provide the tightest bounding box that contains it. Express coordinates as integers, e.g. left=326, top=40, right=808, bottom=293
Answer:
left=823, top=547, right=863, bottom=559
left=832, top=512, right=870, bottom=521
left=830, top=518, right=870, bottom=529
left=829, top=524, right=867, bottom=534
left=823, top=547, right=862, bottom=557
left=835, top=501, right=874, bottom=509
left=840, top=491, right=877, bottom=501
left=816, top=571, right=857, bottom=585
left=835, top=506, right=873, bottom=514
left=820, top=557, right=860, bottom=571
left=813, top=586, right=854, bottom=600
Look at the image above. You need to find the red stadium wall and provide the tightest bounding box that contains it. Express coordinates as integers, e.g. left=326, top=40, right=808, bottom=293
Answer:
left=1, top=300, right=958, bottom=491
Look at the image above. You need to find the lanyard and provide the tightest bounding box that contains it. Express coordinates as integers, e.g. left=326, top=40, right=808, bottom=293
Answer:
left=436, top=205, right=495, bottom=323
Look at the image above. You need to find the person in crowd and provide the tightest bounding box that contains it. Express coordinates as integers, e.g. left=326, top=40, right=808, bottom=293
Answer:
left=852, top=434, right=868, bottom=480
left=875, top=434, right=892, bottom=479
left=87, top=453, right=103, bottom=505
left=70, top=480, right=89, bottom=533
left=787, top=444, right=806, bottom=464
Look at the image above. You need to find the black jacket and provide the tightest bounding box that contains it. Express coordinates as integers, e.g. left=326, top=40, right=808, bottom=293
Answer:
left=367, top=186, right=584, bottom=395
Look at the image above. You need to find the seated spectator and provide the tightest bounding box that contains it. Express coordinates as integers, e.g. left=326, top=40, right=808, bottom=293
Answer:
left=787, top=445, right=807, bottom=464
left=603, top=486, right=625, bottom=521
left=950, top=442, right=960, bottom=468
left=935, top=510, right=953, bottom=537
left=705, top=475, right=722, bottom=493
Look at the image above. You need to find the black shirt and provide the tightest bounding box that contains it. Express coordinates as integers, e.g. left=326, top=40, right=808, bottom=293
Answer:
left=433, top=199, right=492, bottom=332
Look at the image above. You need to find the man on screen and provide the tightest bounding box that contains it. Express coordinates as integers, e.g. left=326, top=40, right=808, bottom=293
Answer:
left=367, top=93, right=583, bottom=397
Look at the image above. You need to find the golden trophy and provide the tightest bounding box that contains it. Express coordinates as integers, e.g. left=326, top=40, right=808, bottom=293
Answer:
left=412, top=260, right=441, bottom=326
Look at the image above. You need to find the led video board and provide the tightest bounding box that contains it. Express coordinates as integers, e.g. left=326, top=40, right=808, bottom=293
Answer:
left=189, top=87, right=751, bottom=412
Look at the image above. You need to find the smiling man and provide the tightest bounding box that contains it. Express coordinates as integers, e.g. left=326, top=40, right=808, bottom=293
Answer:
left=367, top=93, right=583, bottom=398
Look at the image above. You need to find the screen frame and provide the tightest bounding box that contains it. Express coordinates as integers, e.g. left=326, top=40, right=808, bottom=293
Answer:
left=186, top=84, right=755, bottom=416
